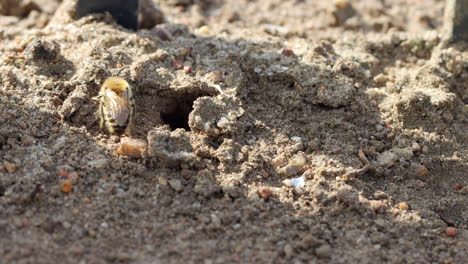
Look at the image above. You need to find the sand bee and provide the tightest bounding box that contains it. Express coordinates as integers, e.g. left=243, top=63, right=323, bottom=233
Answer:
left=95, top=67, right=135, bottom=135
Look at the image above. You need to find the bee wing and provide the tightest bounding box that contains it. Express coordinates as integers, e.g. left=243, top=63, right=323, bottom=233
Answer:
left=105, top=89, right=130, bottom=124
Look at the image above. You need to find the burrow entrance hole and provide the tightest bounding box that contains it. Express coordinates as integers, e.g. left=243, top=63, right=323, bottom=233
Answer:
left=160, top=90, right=214, bottom=131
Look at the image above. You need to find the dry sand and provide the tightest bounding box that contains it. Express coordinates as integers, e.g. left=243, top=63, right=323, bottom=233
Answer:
left=0, top=0, right=466, bottom=263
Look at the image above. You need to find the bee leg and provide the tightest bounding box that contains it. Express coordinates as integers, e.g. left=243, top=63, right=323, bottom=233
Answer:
left=99, top=103, right=105, bottom=130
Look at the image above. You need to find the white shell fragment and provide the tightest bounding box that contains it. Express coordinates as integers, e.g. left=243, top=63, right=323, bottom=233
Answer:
left=283, top=176, right=305, bottom=189
left=291, top=176, right=305, bottom=188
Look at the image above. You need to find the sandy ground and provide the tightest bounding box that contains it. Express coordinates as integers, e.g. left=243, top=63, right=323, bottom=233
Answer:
left=0, top=0, right=467, bottom=263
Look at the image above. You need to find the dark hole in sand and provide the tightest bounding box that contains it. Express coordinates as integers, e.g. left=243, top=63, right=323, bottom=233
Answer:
left=160, top=91, right=213, bottom=131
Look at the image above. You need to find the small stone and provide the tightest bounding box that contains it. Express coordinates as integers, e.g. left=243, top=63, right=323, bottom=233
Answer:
left=280, top=164, right=301, bottom=176
left=282, top=179, right=293, bottom=187
left=198, top=25, right=210, bottom=35
left=394, top=147, right=414, bottom=160
left=415, top=165, right=430, bottom=180
left=52, top=136, right=66, bottom=151
left=290, top=156, right=306, bottom=168
left=181, top=169, right=194, bottom=179
left=57, top=169, right=69, bottom=178
left=169, top=179, right=183, bottom=192
left=412, top=142, right=421, bottom=152
left=283, top=244, right=294, bottom=258
left=183, top=65, right=192, bottom=73
left=3, top=160, right=17, bottom=173
left=373, top=74, right=388, bottom=85
left=89, top=158, right=109, bottom=169
left=158, top=176, right=168, bottom=185
left=334, top=0, right=348, bottom=8
left=281, top=48, right=295, bottom=56
left=397, top=202, right=409, bottom=210
left=69, top=172, right=80, bottom=184
left=117, top=137, right=147, bottom=158
left=315, top=244, right=332, bottom=258
left=377, top=151, right=398, bottom=168
left=374, top=218, right=386, bottom=227
left=258, top=187, right=273, bottom=200
left=21, top=135, right=34, bottom=145
left=272, top=156, right=284, bottom=166
left=61, top=180, right=73, bottom=193
left=210, top=214, right=221, bottom=228
left=445, top=227, right=458, bottom=237
left=208, top=71, right=224, bottom=83
left=222, top=185, right=241, bottom=199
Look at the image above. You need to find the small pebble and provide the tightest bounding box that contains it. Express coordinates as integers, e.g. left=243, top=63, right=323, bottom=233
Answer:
left=57, top=169, right=69, bottom=178
left=373, top=74, right=388, bottom=85
left=445, top=227, right=458, bottom=237
left=181, top=169, right=194, bottom=179
left=283, top=244, right=294, bottom=258
left=3, top=160, right=17, bottom=173
left=315, top=244, right=332, bottom=258
left=21, top=135, right=34, bottom=145
left=412, top=142, right=421, bottom=151
left=61, top=180, right=73, bottom=193
left=183, top=65, right=192, bottom=73
left=69, top=172, right=80, bottom=184
left=169, top=179, right=183, bottom=192
left=117, top=137, right=147, bottom=158
left=282, top=179, right=293, bottom=187
left=397, top=202, right=409, bottom=210
left=334, top=0, right=348, bottom=8
left=208, top=71, right=224, bottom=83
left=258, top=187, right=273, bottom=200
left=281, top=48, right=295, bottom=56
left=415, top=165, right=430, bottom=180
left=158, top=176, right=168, bottom=185
left=89, top=158, right=109, bottom=169
left=198, top=25, right=210, bottom=35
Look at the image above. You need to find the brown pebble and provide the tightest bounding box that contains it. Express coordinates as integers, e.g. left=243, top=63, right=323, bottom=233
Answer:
left=397, top=202, right=409, bottom=210
left=258, top=187, right=273, bottom=200
left=61, top=180, right=73, bottom=193
left=415, top=165, right=430, bottom=180
left=57, top=169, right=69, bottom=178
left=117, top=137, right=147, bottom=158
left=281, top=48, right=295, bottom=56
left=3, top=161, right=17, bottom=173
left=445, top=227, right=458, bottom=237
left=209, top=71, right=224, bottom=83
